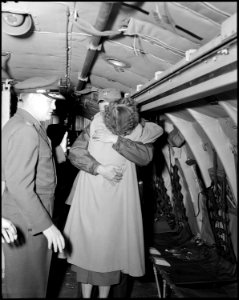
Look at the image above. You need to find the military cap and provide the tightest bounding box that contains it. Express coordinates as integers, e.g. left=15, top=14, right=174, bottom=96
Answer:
left=14, top=76, right=65, bottom=100
left=97, top=88, right=121, bottom=103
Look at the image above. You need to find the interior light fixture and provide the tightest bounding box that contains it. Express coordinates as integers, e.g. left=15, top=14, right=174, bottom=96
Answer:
left=105, top=57, right=131, bottom=72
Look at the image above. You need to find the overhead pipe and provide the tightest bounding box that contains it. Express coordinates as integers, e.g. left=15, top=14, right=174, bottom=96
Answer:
left=76, top=2, right=115, bottom=91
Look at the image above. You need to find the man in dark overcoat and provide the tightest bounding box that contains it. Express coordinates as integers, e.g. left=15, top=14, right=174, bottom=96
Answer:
left=2, top=77, right=66, bottom=298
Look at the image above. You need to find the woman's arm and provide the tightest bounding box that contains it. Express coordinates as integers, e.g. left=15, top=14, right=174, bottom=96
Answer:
left=138, top=121, right=164, bottom=144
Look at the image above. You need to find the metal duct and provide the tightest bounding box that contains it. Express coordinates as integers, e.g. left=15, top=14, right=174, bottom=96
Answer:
left=76, top=2, right=115, bottom=91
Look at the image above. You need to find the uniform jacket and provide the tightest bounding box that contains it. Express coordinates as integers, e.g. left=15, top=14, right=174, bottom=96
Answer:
left=2, top=108, right=57, bottom=235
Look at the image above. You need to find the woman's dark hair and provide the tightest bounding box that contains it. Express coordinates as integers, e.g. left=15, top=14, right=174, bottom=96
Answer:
left=103, top=98, right=139, bottom=136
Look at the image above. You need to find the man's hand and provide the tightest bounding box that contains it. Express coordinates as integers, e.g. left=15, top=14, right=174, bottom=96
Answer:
left=92, top=129, right=118, bottom=144
left=2, top=217, right=18, bottom=243
left=43, top=224, right=65, bottom=253
left=96, top=164, right=123, bottom=184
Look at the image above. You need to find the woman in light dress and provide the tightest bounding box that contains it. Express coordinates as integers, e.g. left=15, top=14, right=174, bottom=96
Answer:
left=62, top=99, right=163, bottom=298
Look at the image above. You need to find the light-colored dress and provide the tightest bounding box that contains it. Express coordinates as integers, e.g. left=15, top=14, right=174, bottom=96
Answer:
left=63, top=113, right=162, bottom=277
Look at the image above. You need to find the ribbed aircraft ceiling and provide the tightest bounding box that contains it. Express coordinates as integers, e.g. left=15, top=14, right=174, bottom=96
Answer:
left=2, top=2, right=237, bottom=94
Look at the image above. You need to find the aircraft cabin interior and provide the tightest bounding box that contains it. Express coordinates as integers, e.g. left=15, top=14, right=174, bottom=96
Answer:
left=2, top=2, right=237, bottom=298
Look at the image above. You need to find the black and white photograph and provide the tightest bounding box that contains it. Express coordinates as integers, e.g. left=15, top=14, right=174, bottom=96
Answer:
left=1, top=2, right=237, bottom=298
